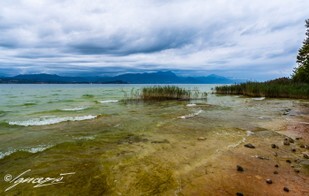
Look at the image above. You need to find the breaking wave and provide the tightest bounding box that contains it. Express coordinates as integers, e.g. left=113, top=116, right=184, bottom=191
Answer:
left=8, top=115, right=97, bottom=126
left=252, top=97, right=265, bottom=101
left=61, top=106, right=88, bottom=111
left=99, top=100, right=119, bottom=104
left=0, top=145, right=53, bottom=159
left=179, top=110, right=203, bottom=119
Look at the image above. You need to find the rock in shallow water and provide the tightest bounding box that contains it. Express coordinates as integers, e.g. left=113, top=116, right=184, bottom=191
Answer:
left=271, top=144, right=278, bottom=149
left=283, top=187, right=290, bottom=192
left=266, top=179, right=273, bottom=184
left=151, top=139, right=170, bottom=144
left=244, top=143, right=255, bottom=149
left=283, top=140, right=290, bottom=145
left=237, top=165, right=244, bottom=172
left=197, top=137, right=206, bottom=141
left=302, top=152, right=309, bottom=159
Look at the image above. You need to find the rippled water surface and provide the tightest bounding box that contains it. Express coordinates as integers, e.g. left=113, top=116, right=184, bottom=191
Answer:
left=0, top=84, right=308, bottom=195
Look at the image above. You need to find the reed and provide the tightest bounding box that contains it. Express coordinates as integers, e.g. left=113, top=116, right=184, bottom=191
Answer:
left=141, top=86, right=191, bottom=100
left=215, top=78, right=309, bottom=99
left=123, top=86, right=207, bottom=101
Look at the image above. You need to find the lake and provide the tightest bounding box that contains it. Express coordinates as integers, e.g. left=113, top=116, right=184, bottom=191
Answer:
left=0, top=84, right=308, bottom=195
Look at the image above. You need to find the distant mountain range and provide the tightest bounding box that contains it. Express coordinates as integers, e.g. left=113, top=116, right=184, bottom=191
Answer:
left=0, top=71, right=242, bottom=84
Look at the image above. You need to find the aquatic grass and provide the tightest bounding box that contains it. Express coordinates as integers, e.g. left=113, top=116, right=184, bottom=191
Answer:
left=141, top=86, right=191, bottom=100
left=215, top=78, right=309, bottom=99
left=122, top=86, right=207, bottom=102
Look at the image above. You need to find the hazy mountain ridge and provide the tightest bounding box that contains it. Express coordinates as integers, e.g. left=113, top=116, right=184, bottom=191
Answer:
left=0, top=71, right=240, bottom=84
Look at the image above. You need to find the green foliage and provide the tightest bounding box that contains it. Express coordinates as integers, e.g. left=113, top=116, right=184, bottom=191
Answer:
left=293, top=19, right=309, bottom=83
left=215, top=78, right=309, bottom=99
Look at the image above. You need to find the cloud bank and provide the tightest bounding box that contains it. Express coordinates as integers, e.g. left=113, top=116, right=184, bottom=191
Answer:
left=0, top=0, right=308, bottom=80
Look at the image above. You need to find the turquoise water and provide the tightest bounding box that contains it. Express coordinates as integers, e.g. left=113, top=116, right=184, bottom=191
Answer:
left=0, top=84, right=307, bottom=195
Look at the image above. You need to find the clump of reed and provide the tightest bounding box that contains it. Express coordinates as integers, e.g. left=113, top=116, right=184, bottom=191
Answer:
left=122, top=86, right=207, bottom=101
left=141, top=86, right=191, bottom=100
left=215, top=78, right=309, bottom=99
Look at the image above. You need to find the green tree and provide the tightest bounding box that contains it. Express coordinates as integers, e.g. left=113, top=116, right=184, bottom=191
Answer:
left=292, top=19, right=309, bottom=83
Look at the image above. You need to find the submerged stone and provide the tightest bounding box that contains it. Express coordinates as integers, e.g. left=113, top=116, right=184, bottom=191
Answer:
left=244, top=143, right=255, bottom=149
left=283, top=140, right=290, bottom=145
left=237, top=165, right=244, bottom=172
left=271, top=144, right=278, bottom=149
left=302, top=152, right=309, bottom=159
left=266, top=179, right=273, bottom=184
left=151, top=139, right=170, bottom=144
left=197, top=137, right=207, bottom=141
left=283, top=187, right=290, bottom=192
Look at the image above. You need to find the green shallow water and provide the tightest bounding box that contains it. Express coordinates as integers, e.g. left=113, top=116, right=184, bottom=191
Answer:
left=0, top=84, right=308, bottom=195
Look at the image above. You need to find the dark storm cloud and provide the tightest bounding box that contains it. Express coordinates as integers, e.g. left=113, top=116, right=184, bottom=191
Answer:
left=0, top=0, right=308, bottom=80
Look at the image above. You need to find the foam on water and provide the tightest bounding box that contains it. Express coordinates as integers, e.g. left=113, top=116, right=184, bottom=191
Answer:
left=61, top=106, right=88, bottom=111
left=252, top=97, right=265, bottom=101
left=8, top=115, right=97, bottom=126
left=179, top=110, right=203, bottom=119
left=0, top=145, right=53, bottom=159
left=186, top=103, right=197, bottom=107
left=99, top=100, right=119, bottom=103
left=74, top=136, right=96, bottom=140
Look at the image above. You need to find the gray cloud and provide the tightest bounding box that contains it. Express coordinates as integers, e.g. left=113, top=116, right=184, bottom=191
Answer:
left=0, top=0, right=308, bottom=80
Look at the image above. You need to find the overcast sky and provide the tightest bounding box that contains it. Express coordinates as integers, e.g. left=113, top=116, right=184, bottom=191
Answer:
left=0, top=0, right=308, bottom=80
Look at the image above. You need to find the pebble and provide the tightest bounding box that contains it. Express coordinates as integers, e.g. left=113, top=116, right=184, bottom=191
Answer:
left=237, top=165, right=244, bottom=172
left=275, top=164, right=279, bottom=168
left=236, top=193, right=244, bottom=196
left=283, top=187, right=289, bottom=192
left=273, top=171, right=278, bottom=174
left=285, top=137, right=294, bottom=143
left=300, top=144, right=305, bottom=148
left=244, top=143, right=255, bottom=149
left=294, top=169, right=300, bottom=173
left=286, top=160, right=292, bottom=164
left=291, top=148, right=296, bottom=152
left=266, top=179, right=273, bottom=184
left=295, top=137, right=302, bottom=140
left=283, top=140, right=290, bottom=145
left=271, top=144, right=278, bottom=149
left=256, top=155, right=269, bottom=160
left=197, top=137, right=207, bottom=141
left=303, top=152, right=309, bottom=159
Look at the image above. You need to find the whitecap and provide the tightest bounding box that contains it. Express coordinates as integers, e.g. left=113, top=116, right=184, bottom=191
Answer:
left=24, top=145, right=53, bottom=153
left=0, top=150, right=16, bottom=159
left=252, top=97, right=265, bottom=101
left=8, top=115, right=97, bottom=126
left=186, top=103, right=196, bottom=107
left=246, top=131, right=254, bottom=136
left=99, top=100, right=119, bottom=103
left=61, top=106, right=88, bottom=111
left=179, top=110, right=203, bottom=119
left=0, top=145, right=53, bottom=159
left=74, top=136, right=95, bottom=140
